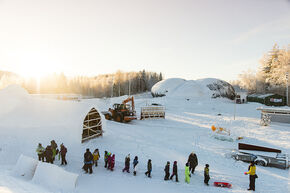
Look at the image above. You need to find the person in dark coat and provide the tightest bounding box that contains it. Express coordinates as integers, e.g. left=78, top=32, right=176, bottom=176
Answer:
left=133, top=156, right=139, bottom=176
left=83, top=148, right=93, bottom=174
left=50, top=140, right=58, bottom=161
left=188, top=152, right=198, bottom=174
left=204, top=164, right=210, bottom=185
left=45, top=145, right=53, bottom=164
left=164, top=161, right=170, bottom=180
left=59, top=143, right=67, bottom=165
left=170, top=161, right=179, bottom=182
left=145, top=159, right=152, bottom=178
left=122, top=154, right=130, bottom=173
left=104, top=151, right=108, bottom=168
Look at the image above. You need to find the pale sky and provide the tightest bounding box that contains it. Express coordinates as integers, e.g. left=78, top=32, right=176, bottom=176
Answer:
left=0, top=0, right=290, bottom=81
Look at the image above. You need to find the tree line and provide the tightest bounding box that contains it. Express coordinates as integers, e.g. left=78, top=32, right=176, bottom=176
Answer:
left=232, top=44, right=290, bottom=96
left=0, top=70, right=163, bottom=98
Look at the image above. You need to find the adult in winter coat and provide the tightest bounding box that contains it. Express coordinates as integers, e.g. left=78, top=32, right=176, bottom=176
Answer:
left=93, top=149, right=100, bottom=167
left=164, top=161, right=170, bottom=180
left=83, top=148, right=94, bottom=174
left=45, top=145, right=53, bottom=164
left=59, top=143, right=67, bottom=165
left=145, top=159, right=152, bottom=178
left=188, top=152, right=198, bottom=174
left=185, top=163, right=190, bottom=184
left=133, top=156, right=139, bottom=176
left=122, top=154, right=130, bottom=173
left=244, top=161, right=257, bottom=191
left=104, top=151, right=108, bottom=168
left=204, top=164, right=210, bottom=185
left=50, top=140, right=58, bottom=161
left=36, top=143, right=45, bottom=162
left=170, top=161, right=178, bottom=182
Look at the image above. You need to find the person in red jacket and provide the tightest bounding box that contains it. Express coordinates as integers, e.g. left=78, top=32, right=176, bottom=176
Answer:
left=109, top=154, right=115, bottom=171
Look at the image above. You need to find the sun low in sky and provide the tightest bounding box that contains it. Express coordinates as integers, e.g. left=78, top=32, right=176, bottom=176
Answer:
left=0, top=0, right=289, bottom=81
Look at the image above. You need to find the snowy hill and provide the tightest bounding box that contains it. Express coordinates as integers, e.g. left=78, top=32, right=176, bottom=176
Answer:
left=151, top=78, right=236, bottom=100
left=0, top=85, right=289, bottom=193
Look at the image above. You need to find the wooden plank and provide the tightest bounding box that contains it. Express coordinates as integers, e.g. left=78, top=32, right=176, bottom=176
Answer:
left=238, top=143, right=281, bottom=153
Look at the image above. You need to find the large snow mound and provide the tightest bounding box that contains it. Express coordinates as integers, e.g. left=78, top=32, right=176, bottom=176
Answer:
left=151, top=78, right=235, bottom=99
left=12, top=154, right=38, bottom=180
left=32, top=162, right=78, bottom=192
left=0, top=85, right=104, bottom=148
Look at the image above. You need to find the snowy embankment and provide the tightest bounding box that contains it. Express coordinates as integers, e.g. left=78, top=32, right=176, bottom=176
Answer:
left=0, top=85, right=289, bottom=193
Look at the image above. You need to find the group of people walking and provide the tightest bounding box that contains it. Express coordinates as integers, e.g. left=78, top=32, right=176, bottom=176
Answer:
left=36, top=140, right=67, bottom=165
left=37, top=144, right=257, bottom=190
left=81, top=149, right=211, bottom=186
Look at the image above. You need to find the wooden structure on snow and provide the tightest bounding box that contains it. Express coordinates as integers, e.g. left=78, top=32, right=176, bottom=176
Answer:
left=82, top=108, right=103, bottom=142
left=140, top=106, right=165, bottom=120
left=257, top=107, right=290, bottom=124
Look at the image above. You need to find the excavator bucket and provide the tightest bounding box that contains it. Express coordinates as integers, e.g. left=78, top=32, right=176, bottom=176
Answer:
left=140, top=106, right=165, bottom=120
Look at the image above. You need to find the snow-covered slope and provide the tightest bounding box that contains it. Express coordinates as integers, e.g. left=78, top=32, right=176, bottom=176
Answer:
left=151, top=78, right=236, bottom=100
left=0, top=86, right=289, bottom=193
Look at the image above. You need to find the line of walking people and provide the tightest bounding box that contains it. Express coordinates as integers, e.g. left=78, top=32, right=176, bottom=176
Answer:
left=82, top=149, right=210, bottom=186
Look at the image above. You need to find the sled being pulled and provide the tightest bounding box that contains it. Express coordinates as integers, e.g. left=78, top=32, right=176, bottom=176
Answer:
left=140, top=105, right=165, bottom=120
left=214, top=181, right=232, bottom=188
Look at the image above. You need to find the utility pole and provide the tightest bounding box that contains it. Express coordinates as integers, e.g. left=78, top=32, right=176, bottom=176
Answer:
left=128, top=78, right=131, bottom=96
left=111, top=77, right=114, bottom=98
left=286, top=72, right=289, bottom=106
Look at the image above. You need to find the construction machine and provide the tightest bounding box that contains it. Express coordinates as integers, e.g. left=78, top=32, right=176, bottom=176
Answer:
left=102, top=96, right=137, bottom=123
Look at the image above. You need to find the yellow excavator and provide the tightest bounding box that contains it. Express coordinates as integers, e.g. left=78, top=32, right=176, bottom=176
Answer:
left=102, top=96, right=137, bottom=123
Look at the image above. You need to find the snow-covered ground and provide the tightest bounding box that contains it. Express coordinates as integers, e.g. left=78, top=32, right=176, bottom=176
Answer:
left=0, top=87, right=289, bottom=193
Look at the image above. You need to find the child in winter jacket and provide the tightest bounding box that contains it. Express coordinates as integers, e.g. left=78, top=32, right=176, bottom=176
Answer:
left=145, top=159, right=152, bottom=178
left=170, top=161, right=178, bottom=182
left=164, top=161, right=170, bottom=180
left=122, top=154, right=130, bottom=173
left=185, top=163, right=190, bottom=184
left=93, top=149, right=100, bottom=167
left=204, top=164, right=210, bottom=185
left=104, top=151, right=108, bottom=168
left=133, top=156, right=139, bottom=176
left=109, top=154, right=115, bottom=171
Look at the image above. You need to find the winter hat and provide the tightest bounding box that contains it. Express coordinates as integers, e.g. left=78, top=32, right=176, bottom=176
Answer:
left=174, top=161, right=177, bottom=164
left=186, top=162, right=189, bottom=166
left=205, top=164, right=209, bottom=167
left=86, top=148, right=89, bottom=152
left=167, top=161, right=170, bottom=164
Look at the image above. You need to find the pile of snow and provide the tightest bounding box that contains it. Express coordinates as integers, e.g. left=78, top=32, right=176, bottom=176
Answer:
left=12, top=155, right=38, bottom=180
left=32, top=162, right=78, bottom=192
left=0, top=84, right=104, bottom=148
left=151, top=78, right=235, bottom=100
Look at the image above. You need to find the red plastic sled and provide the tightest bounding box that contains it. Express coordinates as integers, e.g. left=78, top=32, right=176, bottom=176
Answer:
left=214, top=182, right=232, bottom=188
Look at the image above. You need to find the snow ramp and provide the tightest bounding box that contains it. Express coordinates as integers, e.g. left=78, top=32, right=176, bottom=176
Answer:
left=13, top=154, right=38, bottom=180
left=32, top=162, right=78, bottom=192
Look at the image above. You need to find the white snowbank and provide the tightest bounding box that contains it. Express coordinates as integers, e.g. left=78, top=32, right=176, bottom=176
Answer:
left=32, top=162, right=78, bottom=192
left=12, top=154, right=38, bottom=180
left=151, top=78, right=235, bottom=99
